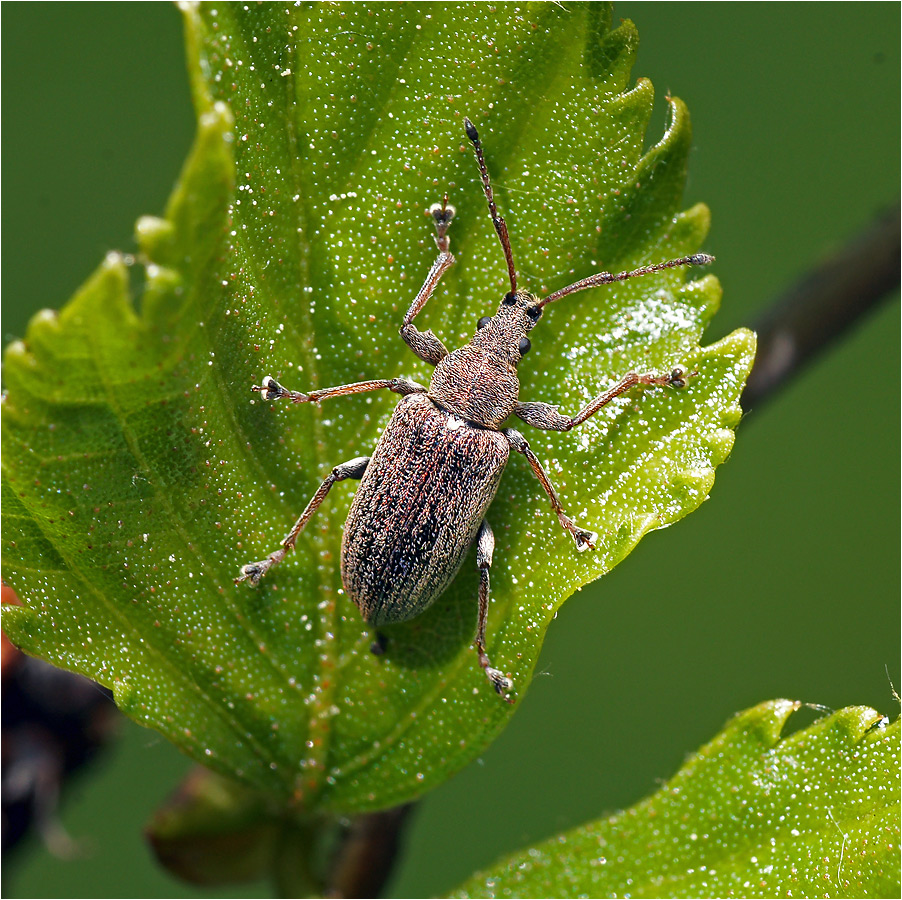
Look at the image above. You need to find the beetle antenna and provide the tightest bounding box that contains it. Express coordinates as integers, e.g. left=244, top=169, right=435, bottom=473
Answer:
left=464, top=117, right=517, bottom=294
left=537, top=254, right=715, bottom=308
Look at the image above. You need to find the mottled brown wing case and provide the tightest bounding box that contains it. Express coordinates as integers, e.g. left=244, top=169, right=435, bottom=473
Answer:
left=341, top=393, right=508, bottom=625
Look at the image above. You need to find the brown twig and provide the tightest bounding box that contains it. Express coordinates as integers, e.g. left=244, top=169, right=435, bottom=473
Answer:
left=743, top=204, right=900, bottom=409
left=325, top=804, right=415, bottom=899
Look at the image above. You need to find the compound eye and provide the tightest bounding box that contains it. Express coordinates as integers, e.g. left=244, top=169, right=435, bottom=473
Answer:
left=518, top=337, right=531, bottom=356
left=526, top=306, right=542, bottom=323
left=477, top=316, right=492, bottom=330
left=502, top=292, right=518, bottom=306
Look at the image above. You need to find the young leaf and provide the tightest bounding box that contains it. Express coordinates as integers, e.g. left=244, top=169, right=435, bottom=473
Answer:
left=2, top=4, right=754, bottom=814
left=454, top=702, right=900, bottom=898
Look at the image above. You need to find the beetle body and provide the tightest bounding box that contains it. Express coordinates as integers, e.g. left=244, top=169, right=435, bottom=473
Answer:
left=342, top=392, right=508, bottom=626
left=342, top=288, right=539, bottom=625
left=238, top=118, right=711, bottom=700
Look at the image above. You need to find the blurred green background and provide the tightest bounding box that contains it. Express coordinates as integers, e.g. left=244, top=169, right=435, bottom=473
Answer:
left=2, top=3, right=898, bottom=897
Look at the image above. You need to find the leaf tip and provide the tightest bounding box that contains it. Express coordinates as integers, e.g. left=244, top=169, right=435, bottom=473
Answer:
left=586, top=8, right=639, bottom=87
left=0, top=602, right=39, bottom=655
left=798, top=704, right=893, bottom=747
left=201, top=99, right=234, bottom=134
left=112, top=677, right=138, bottom=713
left=136, top=215, right=176, bottom=258
left=732, top=698, right=802, bottom=748
left=660, top=94, right=691, bottom=152
left=2, top=338, right=29, bottom=369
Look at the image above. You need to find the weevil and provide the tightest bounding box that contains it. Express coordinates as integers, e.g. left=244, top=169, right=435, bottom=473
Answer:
left=237, top=118, right=712, bottom=701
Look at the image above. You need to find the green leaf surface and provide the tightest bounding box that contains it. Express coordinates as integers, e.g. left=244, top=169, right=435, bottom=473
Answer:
left=455, top=702, right=900, bottom=899
left=2, top=3, right=753, bottom=814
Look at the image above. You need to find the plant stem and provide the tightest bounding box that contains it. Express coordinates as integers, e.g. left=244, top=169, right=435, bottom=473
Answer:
left=742, top=204, right=900, bottom=409
left=272, top=820, right=321, bottom=899
left=324, top=804, right=415, bottom=899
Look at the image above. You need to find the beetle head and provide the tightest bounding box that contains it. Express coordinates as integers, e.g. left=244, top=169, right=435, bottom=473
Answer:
left=471, top=289, right=542, bottom=366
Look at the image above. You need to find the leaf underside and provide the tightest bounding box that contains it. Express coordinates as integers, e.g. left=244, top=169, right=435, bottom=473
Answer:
left=454, top=702, right=900, bottom=899
left=2, top=3, right=754, bottom=813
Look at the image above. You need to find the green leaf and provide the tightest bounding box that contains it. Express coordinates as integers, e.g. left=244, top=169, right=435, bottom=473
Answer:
left=455, top=702, right=900, bottom=898
left=2, top=3, right=753, bottom=815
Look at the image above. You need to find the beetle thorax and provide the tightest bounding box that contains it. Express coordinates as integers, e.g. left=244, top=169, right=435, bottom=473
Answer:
left=428, top=346, right=519, bottom=429
left=427, top=290, right=541, bottom=429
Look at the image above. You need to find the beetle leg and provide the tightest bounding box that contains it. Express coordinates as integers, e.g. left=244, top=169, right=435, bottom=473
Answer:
left=399, top=199, right=456, bottom=366
left=252, top=376, right=427, bottom=404
left=514, top=366, right=696, bottom=431
left=369, top=630, right=388, bottom=656
left=474, top=519, right=514, bottom=701
left=236, top=456, right=370, bottom=586
left=504, top=429, right=598, bottom=552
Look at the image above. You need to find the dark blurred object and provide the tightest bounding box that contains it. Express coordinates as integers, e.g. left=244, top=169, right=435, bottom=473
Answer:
left=145, top=765, right=280, bottom=887
left=2, top=585, right=118, bottom=859
left=326, top=804, right=415, bottom=899
left=145, top=762, right=413, bottom=898
left=744, top=205, right=901, bottom=409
